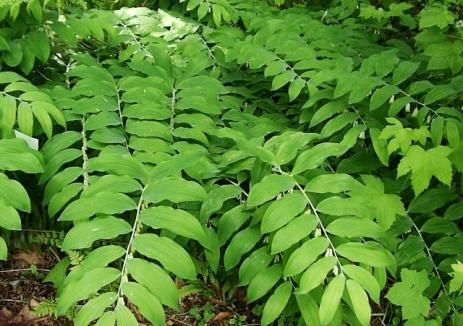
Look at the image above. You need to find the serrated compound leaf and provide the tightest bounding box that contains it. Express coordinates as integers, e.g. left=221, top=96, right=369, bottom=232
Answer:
left=261, top=282, right=292, bottom=325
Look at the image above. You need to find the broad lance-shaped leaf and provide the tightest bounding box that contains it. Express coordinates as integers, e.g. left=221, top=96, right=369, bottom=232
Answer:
left=271, top=213, right=318, bottom=255
left=261, top=282, right=292, bottom=326
left=337, top=242, right=395, bottom=267
left=113, top=303, right=138, bottom=326
left=122, top=282, right=165, bottom=326
left=238, top=247, right=273, bottom=286
left=306, top=173, right=363, bottom=193
left=74, top=292, right=117, bottom=326
left=296, top=256, right=337, bottom=294
left=0, top=174, right=30, bottom=212
left=144, top=177, right=207, bottom=203
left=57, top=267, right=120, bottom=314
left=343, top=264, right=381, bottom=304
left=61, top=217, right=132, bottom=250
left=397, top=145, right=453, bottom=196
left=246, top=174, right=295, bottom=207
left=284, top=237, right=329, bottom=277
left=224, top=226, right=261, bottom=271
left=261, top=192, right=306, bottom=233
left=346, top=280, right=371, bottom=326
left=59, top=191, right=137, bottom=221
left=132, top=234, right=196, bottom=280
left=0, top=202, right=21, bottom=231
left=127, top=258, right=179, bottom=309
left=247, top=264, right=282, bottom=303
left=296, top=293, right=321, bottom=326
left=140, top=206, right=209, bottom=248
left=319, top=274, right=345, bottom=325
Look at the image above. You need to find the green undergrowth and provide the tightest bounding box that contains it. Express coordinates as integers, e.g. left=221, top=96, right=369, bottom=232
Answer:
left=0, top=0, right=462, bottom=325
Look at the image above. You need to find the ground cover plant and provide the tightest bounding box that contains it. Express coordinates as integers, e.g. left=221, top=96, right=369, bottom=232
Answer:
left=0, top=0, right=462, bottom=325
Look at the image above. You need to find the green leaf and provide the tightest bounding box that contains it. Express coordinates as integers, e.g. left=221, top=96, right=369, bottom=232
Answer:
left=0, top=202, right=21, bottom=231
left=306, top=174, right=362, bottom=193
left=337, top=242, right=395, bottom=267
left=386, top=269, right=430, bottom=320
left=296, top=293, right=320, bottom=326
left=392, top=61, right=420, bottom=85
left=31, top=102, right=53, bottom=138
left=127, top=258, right=179, bottom=310
left=224, top=226, right=261, bottom=271
left=272, top=70, right=296, bottom=91
left=0, top=173, right=30, bottom=212
left=144, top=177, right=207, bottom=203
left=319, top=275, right=345, bottom=326
left=238, top=246, right=273, bottom=286
left=419, top=6, right=454, bottom=29
left=284, top=237, right=329, bottom=277
left=59, top=191, right=137, bottom=221
left=0, top=236, right=7, bottom=260
left=0, top=139, right=43, bottom=173
left=326, top=218, right=385, bottom=240
left=74, top=292, right=117, bottom=326
left=57, top=267, right=120, bottom=314
left=217, top=206, right=252, bottom=246
left=246, top=174, right=295, bottom=208
left=95, top=311, right=116, bottom=326
left=88, top=154, right=148, bottom=182
left=293, top=143, right=343, bottom=174
left=61, top=216, right=132, bottom=250
left=0, top=96, right=16, bottom=133
left=346, top=279, right=371, bottom=326
left=397, top=145, right=453, bottom=196
left=343, top=264, right=381, bottom=304
left=122, top=282, right=165, bottom=326
left=261, top=282, right=292, bottom=326
left=370, top=85, right=399, bottom=111
left=370, top=128, right=389, bottom=166
left=149, top=150, right=203, bottom=180
left=261, top=192, right=306, bottom=233
left=424, top=85, right=456, bottom=105
left=288, top=78, right=306, bottom=102
left=297, top=256, right=337, bottom=294
left=132, top=234, right=196, bottom=280
left=140, top=206, right=208, bottom=248
left=114, top=303, right=138, bottom=326
left=271, top=213, right=318, bottom=255
left=247, top=264, right=282, bottom=303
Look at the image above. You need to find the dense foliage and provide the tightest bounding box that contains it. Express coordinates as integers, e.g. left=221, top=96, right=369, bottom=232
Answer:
left=1, top=0, right=463, bottom=325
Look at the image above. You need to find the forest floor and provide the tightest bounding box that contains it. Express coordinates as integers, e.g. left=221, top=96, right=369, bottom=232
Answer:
left=0, top=248, right=258, bottom=326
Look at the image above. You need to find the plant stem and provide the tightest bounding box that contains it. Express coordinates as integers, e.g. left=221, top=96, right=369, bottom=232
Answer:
left=276, top=167, right=345, bottom=275
left=116, top=186, right=146, bottom=299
